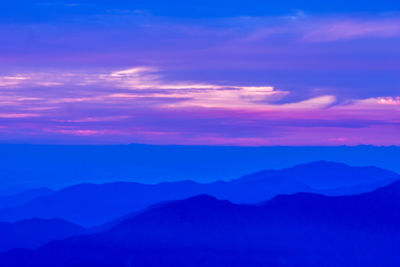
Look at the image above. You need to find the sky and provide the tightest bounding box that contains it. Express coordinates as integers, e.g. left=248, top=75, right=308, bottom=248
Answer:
left=0, top=0, right=399, bottom=146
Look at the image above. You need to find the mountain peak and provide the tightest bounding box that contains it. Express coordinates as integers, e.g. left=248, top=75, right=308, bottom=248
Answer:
left=182, top=194, right=219, bottom=202
left=235, top=161, right=398, bottom=190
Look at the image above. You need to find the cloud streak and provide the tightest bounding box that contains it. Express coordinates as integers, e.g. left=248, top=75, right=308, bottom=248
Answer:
left=0, top=66, right=398, bottom=145
left=300, top=18, right=400, bottom=42
left=0, top=9, right=399, bottom=145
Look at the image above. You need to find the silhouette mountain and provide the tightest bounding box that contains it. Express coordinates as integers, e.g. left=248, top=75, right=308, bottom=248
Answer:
left=2, top=144, right=400, bottom=194
left=2, top=180, right=400, bottom=266
left=234, top=160, right=398, bottom=189
left=0, top=161, right=397, bottom=227
left=0, top=188, right=54, bottom=210
left=0, top=218, right=86, bottom=253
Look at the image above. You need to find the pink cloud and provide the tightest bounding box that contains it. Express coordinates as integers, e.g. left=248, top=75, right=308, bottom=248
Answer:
left=43, top=128, right=129, bottom=136
left=0, top=113, right=40, bottom=118
left=378, top=96, right=400, bottom=105
left=0, top=66, right=398, bottom=146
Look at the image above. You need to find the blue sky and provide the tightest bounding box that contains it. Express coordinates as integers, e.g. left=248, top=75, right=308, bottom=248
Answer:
left=2, top=1, right=400, bottom=20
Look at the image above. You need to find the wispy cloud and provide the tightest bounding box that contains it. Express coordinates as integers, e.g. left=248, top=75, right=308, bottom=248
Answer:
left=0, top=9, right=399, bottom=145
left=300, top=18, right=400, bottom=42
left=0, top=67, right=288, bottom=109
left=0, top=113, right=41, bottom=118
left=0, top=66, right=398, bottom=145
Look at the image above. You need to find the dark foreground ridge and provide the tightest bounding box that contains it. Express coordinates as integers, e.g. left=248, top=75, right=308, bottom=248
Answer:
left=2, top=180, right=400, bottom=266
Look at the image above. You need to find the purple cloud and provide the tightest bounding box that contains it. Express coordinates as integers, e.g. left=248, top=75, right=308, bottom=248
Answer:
left=0, top=12, right=399, bottom=145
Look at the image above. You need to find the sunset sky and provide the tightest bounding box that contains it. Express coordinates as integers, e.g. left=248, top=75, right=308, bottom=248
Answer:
left=0, top=0, right=399, bottom=145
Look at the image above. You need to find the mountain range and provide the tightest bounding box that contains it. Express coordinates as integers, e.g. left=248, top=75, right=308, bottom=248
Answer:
left=0, top=161, right=397, bottom=227
left=0, top=188, right=54, bottom=210
left=0, top=218, right=86, bottom=253
left=1, top=144, right=400, bottom=194
left=2, top=179, right=400, bottom=266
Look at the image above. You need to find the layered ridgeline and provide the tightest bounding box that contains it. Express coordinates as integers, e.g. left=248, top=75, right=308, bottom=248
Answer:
left=0, top=188, right=54, bottom=210
left=1, top=144, right=399, bottom=195
left=0, top=219, right=86, bottom=253
left=2, top=180, right=400, bottom=266
left=0, top=161, right=397, bottom=227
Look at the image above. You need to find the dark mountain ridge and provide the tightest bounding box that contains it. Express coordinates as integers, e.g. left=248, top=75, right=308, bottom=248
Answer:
left=2, top=180, right=400, bottom=266
left=0, top=161, right=397, bottom=227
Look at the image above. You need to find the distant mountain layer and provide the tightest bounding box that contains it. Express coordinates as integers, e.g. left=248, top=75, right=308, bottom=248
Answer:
left=0, top=218, right=86, bottom=253
left=0, top=188, right=54, bottom=210
left=2, top=180, right=400, bottom=266
left=234, top=160, right=399, bottom=189
left=0, top=161, right=397, bottom=227
left=1, top=144, right=400, bottom=193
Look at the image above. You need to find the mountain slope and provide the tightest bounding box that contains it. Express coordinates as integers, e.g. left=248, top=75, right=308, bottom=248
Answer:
left=0, top=177, right=311, bottom=226
left=0, top=188, right=54, bottom=210
left=234, top=160, right=399, bottom=189
left=2, top=181, right=400, bottom=266
left=2, top=144, right=400, bottom=194
left=0, top=161, right=397, bottom=227
left=0, top=218, right=86, bottom=253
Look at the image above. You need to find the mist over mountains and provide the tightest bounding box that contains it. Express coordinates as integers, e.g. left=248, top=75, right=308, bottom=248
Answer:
left=2, top=179, right=400, bottom=266
left=2, top=0, right=399, bottom=265
left=0, top=218, right=86, bottom=253
left=0, top=155, right=399, bottom=266
left=1, top=144, right=399, bottom=194
left=0, top=161, right=397, bottom=227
